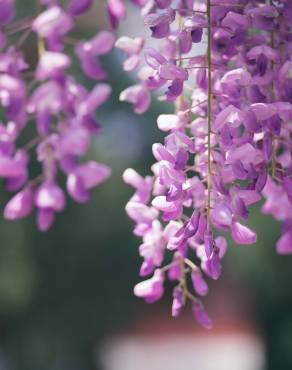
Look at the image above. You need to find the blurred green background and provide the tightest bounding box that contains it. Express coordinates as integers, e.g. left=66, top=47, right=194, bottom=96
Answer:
left=1, top=2, right=292, bottom=370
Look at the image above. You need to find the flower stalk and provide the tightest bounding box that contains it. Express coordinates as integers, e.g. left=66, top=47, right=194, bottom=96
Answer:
left=207, top=0, right=212, bottom=227
left=270, top=0, right=276, bottom=179
left=177, top=13, right=183, bottom=112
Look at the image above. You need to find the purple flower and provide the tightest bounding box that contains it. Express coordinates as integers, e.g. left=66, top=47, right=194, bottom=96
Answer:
left=0, top=153, right=27, bottom=179
left=32, top=6, right=73, bottom=38
left=152, top=195, right=182, bottom=221
left=227, top=143, right=264, bottom=166
left=204, top=232, right=213, bottom=258
left=119, top=84, right=151, bottom=114
left=172, top=286, right=184, bottom=317
left=76, top=31, right=115, bottom=80
left=0, top=0, right=14, bottom=25
left=144, top=47, right=167, bottom=70
left=77, top=83, right=112, bottom=117
left=123, top=168, right=152, bottom=203
left=222, top=12, right=249, bottom=33
left=67, top=0, right=93, bottom=16
left=36, top=51, right=71, bottom=80
left=35, top=181, right=65, bottom=231
left=115, top=37, right=144, bottom=71
left=192, top=302, right=213, bottom=329
left=231, top=193, right=248, bottom=220
left=0, top=74, right=26, bottom=121
left=4, top=187, right=34, bottom=220
left=255, top=169, right=268, bottom=192
left=168, top=253, right=183, bottom=280
left=248, top=5, right=278, bottom=31
left=159, top=62, right=188, bottom=81
left=144, top=9, right=175, bottom=39
left=231, top=222, right=257, bottom=245
left=213, top=105, right=243, bottom=132
left=139, top=220, right=165, bottom=272
left=157, top=113, right=187, bottom=131
left=134, top=269, right=164, bottom=303
left=277, top=230, right=292, bottom=255
left=67, top=161, right=111, bottom=203
left=35, top=181, right=65, bottom=212
left=262, top=177, right=292, bottom=221
left=191, top=269, right=208, bottom=296
left=37, top=209, right=55, bottom=232
left=125, top=202, right=158, bottom=227
left=204, top=247, right=221, bottom=281
left=221, top=68, right=251, bottom=87
left=211, top=203, right=233, bottom=229
left=107, top=0, right=126, bottom=29
left=283, top=177, right=292, bottom=203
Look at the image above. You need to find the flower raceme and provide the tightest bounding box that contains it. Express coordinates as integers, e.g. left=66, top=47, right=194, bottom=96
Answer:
left=120, top=0, right=292, bottom=327
left=0, top=0, right=114, bottom=231
left=1, top=0, right=292, bottom=328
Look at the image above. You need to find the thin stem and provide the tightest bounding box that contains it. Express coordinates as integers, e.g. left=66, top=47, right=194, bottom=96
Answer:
left=183, top=98, right=208, bottom=113
left=177, top=14, right=184, bottom=112
left=173, top=8, right=206, bottom=15
left=160, top=262, right=175, bottom=273
left=211, top=3, right=245, bottom=7
left=37, top=36, right=45, bottom=56
left=27, top=79, right=38, bottom=92
left=24, top=136, right=42, bottom=151
left=29, top=174, right=43, bottom=187
left=271, top=141, right=277, bottom=180
left=207, top=0, right=212, bottom=227
left=270, top=0, right=276, bottom=179
left=174, top=56, right=206, bottom=61
left=185, top=291, right=200, bottom=305
left=37, top=2, right=45, bottom=56
left=184, top=258, right=198, bottom=271
left=16, top=28, right=32, bottom=48
left=5, top=16, right=34, bottom=34
left=184, top=66, right=208, bottom=70
left=178, top=255, right=188, bottom=304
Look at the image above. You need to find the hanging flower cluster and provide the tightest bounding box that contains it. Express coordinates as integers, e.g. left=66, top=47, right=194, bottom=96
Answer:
left=0, top=0, right=114, bottom=231
left=1, top=0, right=291, bottom=328
left=121, top=0, right=292, bottom=327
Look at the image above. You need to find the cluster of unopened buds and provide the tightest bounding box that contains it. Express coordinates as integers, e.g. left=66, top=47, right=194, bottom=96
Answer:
left=119, top=0, right=292, bottom=328
left=0, top=0, right=117, bottom=231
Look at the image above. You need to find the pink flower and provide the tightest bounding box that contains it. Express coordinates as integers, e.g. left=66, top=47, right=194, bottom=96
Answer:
left=134, top=269, right=164, bottom=303
left=32, top=6, right=73, bottom=38
left=231, top=222, right=257, bottom=245
left=192, top=302, right=213, bottom=329
left=36, top=51, right=71, bottom=80
left=277, top=231, right=292, bottom=255
left=191, top=269, right=208, bottom=296
left=115, top=37, right=144, bottom=71
left=172, top=286, right=184, bottom=317
left=119, top=84, right=151, bottom=114
left=67, top=0, right=93, bottom=16
left=4, top=187, right=34, bottom=220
